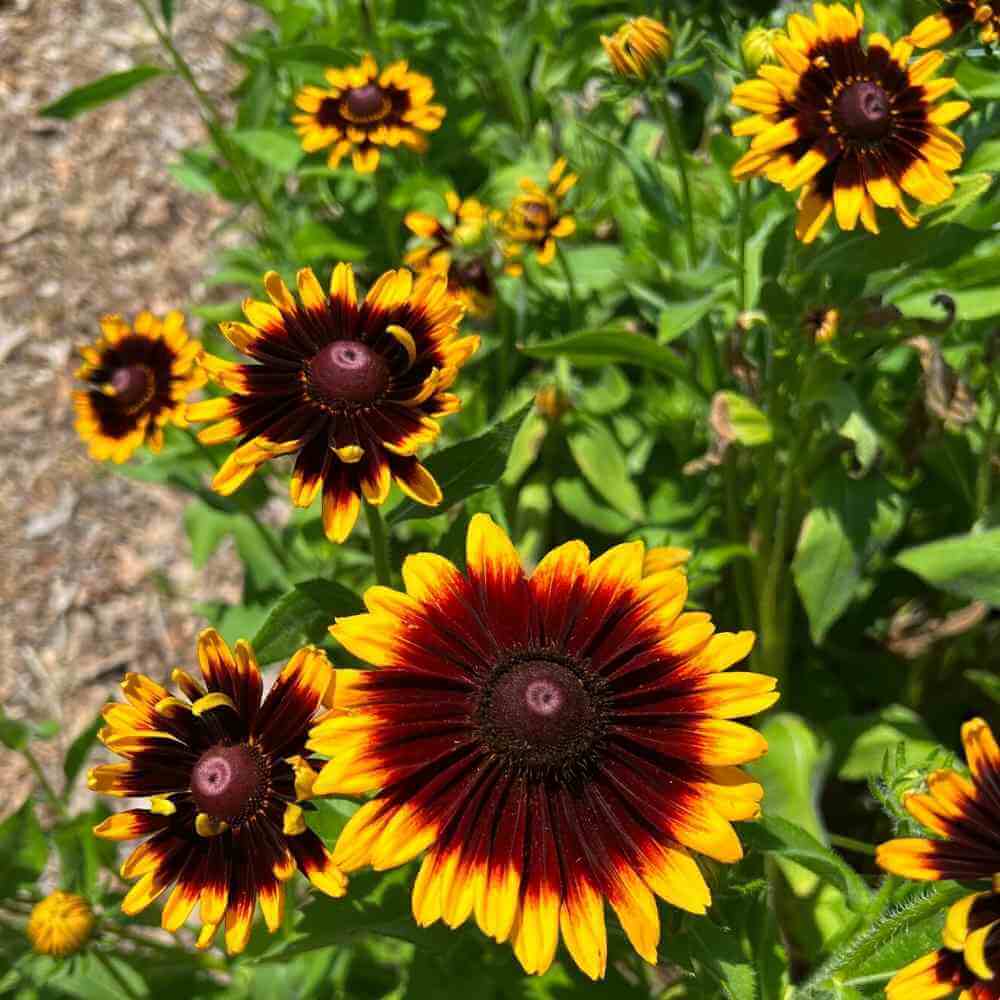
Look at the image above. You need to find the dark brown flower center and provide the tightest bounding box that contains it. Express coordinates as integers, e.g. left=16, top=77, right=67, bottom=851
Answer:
left=343, top=84, right=390, bottom=123
left=309, top=339, right=389, bottom=405
left=481, top=658, right=603, bottom=776
left=456, top=257, right=492, bottom=295
left=108, top=364, right=154, bottom=412
left=190, top=743, right=265, bottom=823
left=834, top=81, right=891, bottom=142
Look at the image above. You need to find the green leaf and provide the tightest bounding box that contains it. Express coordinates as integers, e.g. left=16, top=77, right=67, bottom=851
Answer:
left=160, top=0, right=175, bottom=24
left=657, top=290, right=723, bottom=343
left=40, top=67, right=167, bottom=119
left=553, top=478, right=633, bottom=535
left=0, top=799, right=48, bottom=894
left=567, top=421, right=645, bottom=521
left=718, top=391, right=772, bottom=446
left=63, top=715, right=103, bottom=789
left=741, top=816, right=872, bottom=912
left=967, top=669, right=1000, bottom=704
left=252, top=579, right=363, bottom=666
left=266, top=44, right=355, bottom=66
left=793, top=470, right=905, bottom=644
left=896, top=529, right=1000, bottom=605
left=389, top=402, right=533, bottom=523
left=687, top=920, right=758, bottom=1000
left=293, top=220, right=368, bottom=262
left=0, top=707, right=30, bottom=751
left=231, top=129, right=304, bottom=173
left=830, top=705, right=939, bottom=782
left=522, top=328, right=695, bottom=385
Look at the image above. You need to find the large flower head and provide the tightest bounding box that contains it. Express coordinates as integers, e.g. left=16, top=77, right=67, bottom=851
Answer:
left=27, top=891, right=95, bottom=957
left=910, top=2, right=1000, bottom=48
left=187, top=265, right=478, bottom=543
left=89, top=630, right=346, bottom=954
left=309, top=515, right=777, bottom=979
left=501, top=159, right=578, bottom=276
left=404, top=192, right=494, bottom=318
left=601, top=16, right=672, bottom=79
left=73, top=311, right=203, bottom=463
left=292, top=54, right=445, bottom=173
left=886, top=890, right=1000, bottom=1000
left=731, top=3, right=970, bottom=243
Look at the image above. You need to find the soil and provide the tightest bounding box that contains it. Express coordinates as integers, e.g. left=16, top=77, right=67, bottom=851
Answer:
left=0, top=0, right=262, bottom=814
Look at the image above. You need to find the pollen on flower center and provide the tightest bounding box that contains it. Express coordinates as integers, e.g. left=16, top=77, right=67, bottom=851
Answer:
left=109, top=364, right=154, bottom=412
left=483, top=659, right=600, bottom=769
left=343, top=83, right=390, bottom=122
left=309, top=339, right=389, bottom=405
left=191, top=743, right=264, bottom=822
left=834, top=81, right=892, bottom=142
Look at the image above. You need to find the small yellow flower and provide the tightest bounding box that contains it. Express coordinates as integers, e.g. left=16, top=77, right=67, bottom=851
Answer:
left=534, top=384, right=570, bottom=423
left=73, top=311, right=204, bottom=464
left=292, top=54, right=445, bottom=174
left=27, top=891, right=95, bottom=957
left=804, top=307, right=840, bottom=344
left=501, top=158, right=577, bottom=277
left=910, top=1, right=1000, bottom=48
left=404, top=193, right=494, bottom=317
left=741, top=26, right=784, bottom=71
left=601, top=16, right=672, bottom=79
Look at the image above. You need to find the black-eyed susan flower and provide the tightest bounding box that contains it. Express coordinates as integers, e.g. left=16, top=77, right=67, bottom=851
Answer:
left=187, top=266, right=477, bottom=544
left=877, top=718, right=1000, bottom=885
left=731, top=3, right=970, bottom=243
left=309, top=514, right=777, bottom=980
left=404, top=192, right=494, bottom=318
left=885, top=890, right=1000, bottom=1000
left=26, top=891, right=95, bottom=957
left=502, top=159, right=577, bottom=277
left=89, top=630, right=346, bottom=954
left=910, top=2, right=1000, bottom=48
left=292, top=54, right=445, bottom=173
left=601, top=16, right=672, bottom=79
left=73, top=311, right=203, bottom=464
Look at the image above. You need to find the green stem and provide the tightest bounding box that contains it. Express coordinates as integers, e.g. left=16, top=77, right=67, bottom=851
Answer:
left=555, top=243, right=579, bottom=325
left=737, top=181, right=751, bottom=314
left=495, top=283, right=515, bottom=413
left=827, top=833, right=876, bottom=856
left=132, top=0, right=276, bottom=230
left=22, top=746, right=68, bottom=819
left=374, top=168, right=400, bottom=266
left=976, top=376, right=999, bottom=521
left=653, top=93, right=698, bottom=269
left=364, top=502, right=392, bottom=586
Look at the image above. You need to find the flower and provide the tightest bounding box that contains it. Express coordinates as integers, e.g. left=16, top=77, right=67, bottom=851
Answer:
left=404, top=192, right=494, bottom=317
left=187, top=266, right=478, bottom=543
left=292, top=54, right=445, bottom=173
left=910, top=2, right=1000, bottom=48
left=309, top=514, right=777, bottom=979
left=742, top=26, right=785, bottom=71
left=89, top=630, right=346, bottom=954
left=601, top=16, right=672, bottom=79
left=501, top=159, right=578, bottom=276
left=27, top=892, right=95, bottom=957
left=885, top=891, right=1000, bottom=1000
left=804, top=307, right=840, bottom=343
left=73, top=311, right=203, bottom=463
left=877, top=718, right=1000, bottom=885
left=730, top=3, right=970, bottom=243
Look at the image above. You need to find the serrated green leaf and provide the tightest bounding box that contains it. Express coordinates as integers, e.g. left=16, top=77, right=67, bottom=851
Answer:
left=40, top=67, right=167, bottom=119
left=389, top=402, right=533, bottom=523
left=252, top=579, right=363, bottom=666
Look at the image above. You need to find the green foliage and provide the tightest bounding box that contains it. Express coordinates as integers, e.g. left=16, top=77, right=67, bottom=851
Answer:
left=40, top=67, right=168, bottom=119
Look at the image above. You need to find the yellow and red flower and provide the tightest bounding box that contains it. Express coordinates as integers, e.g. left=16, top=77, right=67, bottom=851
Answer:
left=886, top=891, right=1000, bottom=999
left=404, top=192, right=494, bottom=317
left=601, top=16, right=672, bottom=79
left=309, top=514, right=777, bottom=979
left=26, top=891, right=95, bottom=957
left=73, top=311, right=203, bottom=463
left=878, top=719, right=1000, bottom=999
left=292, top=54, right=445, bottom=173
left=502, top=159, right=578, bottom=276
left=187, top=265, right=478, bottom=543
left=910, top=2, right=1000, bottom=48
left=89, top=630, right=346, bottom=954
left=731, top=3, right=969, bottom=243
